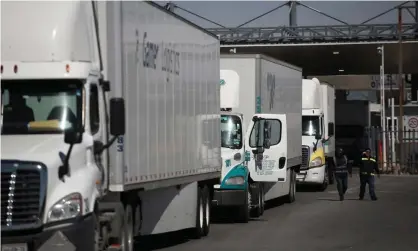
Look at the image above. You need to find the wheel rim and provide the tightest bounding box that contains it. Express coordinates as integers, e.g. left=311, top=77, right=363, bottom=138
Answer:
left=205, top=194, right=210, bottom=227
left=199, top=196, right=204, bottom=229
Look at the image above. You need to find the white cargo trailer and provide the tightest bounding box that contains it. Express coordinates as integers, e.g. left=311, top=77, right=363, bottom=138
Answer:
left=1, top=1, right=221, bottom=251
left=217, top=54, right=302, bottom=221
left=298, top=78, right=336, bottom=190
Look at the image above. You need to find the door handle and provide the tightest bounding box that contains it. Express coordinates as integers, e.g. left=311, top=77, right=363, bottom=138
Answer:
left=279, top=157, right=286, bottom=169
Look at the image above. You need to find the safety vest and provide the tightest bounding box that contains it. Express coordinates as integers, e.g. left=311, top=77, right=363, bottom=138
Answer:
left=360, top=157, right=377, bottom=175
left=335, top=155, right=348, bottom=173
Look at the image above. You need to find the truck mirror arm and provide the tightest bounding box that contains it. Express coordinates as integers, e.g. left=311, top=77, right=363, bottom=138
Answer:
left=313, top=138, right=320, bottom=152
left=95, top=135, right=118, bottom=155
left=58, top=144, right=74, bottom=181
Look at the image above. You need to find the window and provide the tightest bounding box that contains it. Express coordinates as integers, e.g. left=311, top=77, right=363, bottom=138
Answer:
left=1, top=79, right=82, bottom=135
left=302, top=116, right=321, bottom=136
left=90, top=85, right=100, bottom=134
left=249, top=119, right=282, bottom=147
left=220, top=115, right=242, bottom=149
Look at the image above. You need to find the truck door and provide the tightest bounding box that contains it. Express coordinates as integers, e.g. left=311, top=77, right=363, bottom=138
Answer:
left=88, top=81, right=108, bottom=188
left=245, top=114, right=288, bottom=182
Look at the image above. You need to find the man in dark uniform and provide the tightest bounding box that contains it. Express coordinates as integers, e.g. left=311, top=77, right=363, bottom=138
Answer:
left=359, top=148, right=380, bottom=201
left=334, top=148, right=352, bottom=201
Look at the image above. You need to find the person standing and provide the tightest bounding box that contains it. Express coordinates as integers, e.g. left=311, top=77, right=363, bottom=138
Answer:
left=334, top=148, right=352, bottom=201
left=359, top=148, right=380, bottom=201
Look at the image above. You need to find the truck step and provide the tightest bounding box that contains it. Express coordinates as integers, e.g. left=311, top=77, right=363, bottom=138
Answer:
left=99, top=212, right=115, bottom=223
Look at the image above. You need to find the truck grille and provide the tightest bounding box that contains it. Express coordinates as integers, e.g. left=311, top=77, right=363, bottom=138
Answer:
left=1, top=161, right=47, bottom=230
left=301, top=146, right=310, bottom=170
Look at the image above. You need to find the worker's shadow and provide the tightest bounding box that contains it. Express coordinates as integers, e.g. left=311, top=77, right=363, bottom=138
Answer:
left=317, top=198, right=359, bottom=201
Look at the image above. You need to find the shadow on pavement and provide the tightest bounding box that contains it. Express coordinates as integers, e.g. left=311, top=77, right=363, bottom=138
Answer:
left=211, top=197, right=286, bottom=224
left=317, top=198, right=360, bottom=201
left=296, top=184, right=327, bottom=193
left=135, top=230, right=191, bottom=251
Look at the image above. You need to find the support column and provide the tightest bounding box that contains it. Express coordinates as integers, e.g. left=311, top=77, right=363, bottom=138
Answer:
left=411, top=74, right=418, bottom=102
left=415, top=1, right=418, bottom=22
left=289, top=1, right=297, bottom=27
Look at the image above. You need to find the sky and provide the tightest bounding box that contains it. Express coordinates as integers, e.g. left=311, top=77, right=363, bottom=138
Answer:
left=155, top=1, right=416, bottom=28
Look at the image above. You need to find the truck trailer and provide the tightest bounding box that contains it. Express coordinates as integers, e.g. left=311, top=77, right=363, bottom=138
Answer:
left=214, top=54, right=302, bottom=222
left=298, top=78, right=336, bottom=190
left=1, top=1, right=221, bottom=251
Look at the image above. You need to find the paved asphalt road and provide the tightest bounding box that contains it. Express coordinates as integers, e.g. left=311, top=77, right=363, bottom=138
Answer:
left=137, top=173, right=418, bottom=251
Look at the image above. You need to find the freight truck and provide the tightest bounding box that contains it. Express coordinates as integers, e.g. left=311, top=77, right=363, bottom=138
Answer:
left=1, top=1, right=221, bottom=251
left=298, top=78, right=335, bottom=190
left=213, top=54, right=302, bottom=222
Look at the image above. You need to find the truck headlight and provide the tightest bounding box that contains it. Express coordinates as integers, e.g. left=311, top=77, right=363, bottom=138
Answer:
left=225, top=176, right=245, bottom=185
left=310, top=157, right=323, bottom=168
left=47, top=193, right=82, bottom=223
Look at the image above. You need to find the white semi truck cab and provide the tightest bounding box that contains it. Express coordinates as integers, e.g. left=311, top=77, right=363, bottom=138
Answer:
left=1, top=1, right=221, bottom=251
left=1, top=2, right=125, bottom=250
left=298, top=78, right=336, bottom=190
left=214, top=55, right=303, bottom=223
left=213, top=70, right=251, bottom=221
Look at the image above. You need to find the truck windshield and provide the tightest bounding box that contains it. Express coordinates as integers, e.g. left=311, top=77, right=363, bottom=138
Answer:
left=220, top=115, right=242, bottom=149
left=302, top=115, right=321, bottom=136
left=1, top=80, right=83, bottom=135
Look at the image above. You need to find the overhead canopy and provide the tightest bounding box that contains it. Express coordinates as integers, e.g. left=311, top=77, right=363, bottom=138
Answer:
left=218, top=41, right=418, bottom=76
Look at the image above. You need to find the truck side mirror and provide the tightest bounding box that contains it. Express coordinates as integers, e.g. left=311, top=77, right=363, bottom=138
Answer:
left=110, top=98, right=125, bottom=136
left=64, top=127, right=83, bottom=144
left=328, top=122, right=334, bottom=137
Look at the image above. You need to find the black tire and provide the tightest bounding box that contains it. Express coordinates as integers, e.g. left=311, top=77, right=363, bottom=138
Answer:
left=259, top=184, right=265, bottom=216
left=93, top=211, right=102, bottom=251
left=250, top=183, right=262, bottom=218
left=202, top=186, right=210, bottom=237
left=320, top=167, right=329, bottom=191
left=191, top=187, right=204, bottom=239
left=328, top=160, right=335, bottom=185
left=285, top=170, right=296, bottom=203
left=121, top=204, right=134, bottom=251
left=237, top=186, right=250, bottom=223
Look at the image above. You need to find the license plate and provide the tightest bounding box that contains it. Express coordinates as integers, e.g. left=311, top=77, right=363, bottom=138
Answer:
left=1, top=244, right=28, bottom=251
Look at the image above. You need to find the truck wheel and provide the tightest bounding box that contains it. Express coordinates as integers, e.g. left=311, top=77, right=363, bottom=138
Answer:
left=237, top=186, right=250, bottom=223
left=121, top=204, right=134, bottom=251
left=191, top=187, right=204, bottom=239
left=250, top=183, right=262, bottom=218
left=285, top=170, right=296, bottom=203
left=259, top=184, right=265, bottom=216
left=202, top=186, right=211, bottom=237
left=328, top=160, right=335, bottom=185
left=93, top=212, right=102, bottom=251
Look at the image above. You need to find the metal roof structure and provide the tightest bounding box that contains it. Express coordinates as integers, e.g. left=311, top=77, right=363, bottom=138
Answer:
left=164, top=0, right=418, bottom=171
left=165, top=1, right=418, bottom=76
left=207, top=23, right=418, bottom=44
